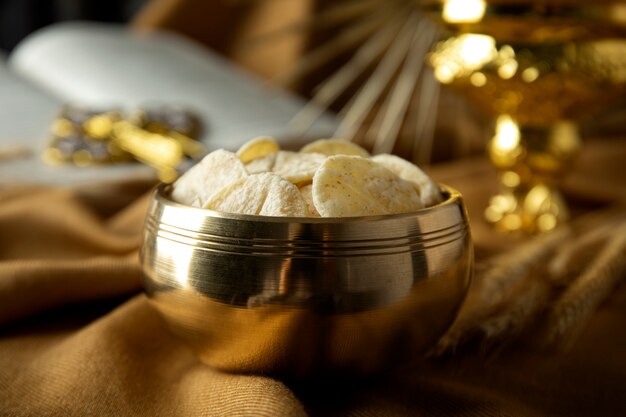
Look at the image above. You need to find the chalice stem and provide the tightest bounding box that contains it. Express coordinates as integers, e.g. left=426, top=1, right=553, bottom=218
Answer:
left=485, top=115, right=581, bottom=233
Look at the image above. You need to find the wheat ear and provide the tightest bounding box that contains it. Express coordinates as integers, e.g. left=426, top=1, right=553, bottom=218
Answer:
left=549, top=213, right=626, bottom=285
left=540, top=221, right=626, bottom=347
left=430, top=228, right=570, bottom=355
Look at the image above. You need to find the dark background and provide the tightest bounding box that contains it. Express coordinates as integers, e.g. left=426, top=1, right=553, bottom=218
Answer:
left=0, top=0, right=147, bottom=53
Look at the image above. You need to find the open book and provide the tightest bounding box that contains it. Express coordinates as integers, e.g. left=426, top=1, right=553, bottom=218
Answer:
left=0, top=22, right=337, bottom=185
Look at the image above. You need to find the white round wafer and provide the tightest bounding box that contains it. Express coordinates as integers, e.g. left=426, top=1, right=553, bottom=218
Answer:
left=371, top=154, right=443, bottom=206
left=272, top=151, right=326, bottom=186
left=300, top=138, right=369, bottom=158
left=245, top=152, right=277, bottom=174
left=236, top=136, right=280, bottom=164
left=299, top=184, right=320, bottom=217
left=204, top=172, right=307, bottom=217
left=171, top=149, right=247, bottom=207
left=312, top=155, right=423, bottom=217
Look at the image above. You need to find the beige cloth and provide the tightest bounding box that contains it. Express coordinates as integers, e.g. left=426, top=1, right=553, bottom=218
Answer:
left=1, top=140, right=626, bottom=416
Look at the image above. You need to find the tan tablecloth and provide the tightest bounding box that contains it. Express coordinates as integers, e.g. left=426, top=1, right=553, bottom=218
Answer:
left=1, top=139, right=626, bottom=416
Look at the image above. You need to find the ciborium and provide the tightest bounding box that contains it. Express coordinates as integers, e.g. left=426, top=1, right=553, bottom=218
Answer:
left=141, top=184, right=472, bottom=378
left=423, top=0, right=626, bottom=233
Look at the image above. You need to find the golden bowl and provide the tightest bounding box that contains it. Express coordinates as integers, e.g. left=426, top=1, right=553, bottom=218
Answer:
left=141, top=184, right=473, bottom=378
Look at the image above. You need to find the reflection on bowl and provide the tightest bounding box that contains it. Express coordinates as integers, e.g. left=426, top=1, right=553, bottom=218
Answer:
left=141, top=183, right=473, bottom=378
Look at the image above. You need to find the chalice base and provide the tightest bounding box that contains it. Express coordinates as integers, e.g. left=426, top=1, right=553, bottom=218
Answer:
left=485, top=181, right=568, bottom=234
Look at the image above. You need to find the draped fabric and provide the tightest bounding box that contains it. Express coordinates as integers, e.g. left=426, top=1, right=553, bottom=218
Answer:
left=1, top=139, right=625, bottom=416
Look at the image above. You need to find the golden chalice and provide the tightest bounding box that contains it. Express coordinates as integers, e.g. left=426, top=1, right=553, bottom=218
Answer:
left=424, top=0, right=626, bottom=233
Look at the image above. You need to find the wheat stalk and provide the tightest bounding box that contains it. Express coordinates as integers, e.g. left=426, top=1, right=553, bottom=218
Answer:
left=548, top=214, right=626, bottom=286
left=370, top=24, right=437, bottom=154
left=412, top=68, right=440, bottom=165
left=539, top=221, right=626, bottom=347
left=247, top=0, right=444, bottom=160
left=430, top=227, right=571, bottom=356
left=273, top=6, right=393, bottom=87
left=477, top=228, right=571, bottom=305
left=287, top=11, right=404, bottom=135
left=334, top=11, right=421, bottom=141
left=242, top=0, right=383, bottom=48
left=432, top=206, right=626, bottom=356
left=477, top=271, right=552, bottom=341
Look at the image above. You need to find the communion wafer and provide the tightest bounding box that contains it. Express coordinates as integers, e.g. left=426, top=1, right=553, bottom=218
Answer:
left=204, top=172, right=307, bottom=217
left=299, top=184, right=320, bottom=217
left=173, top=136, right=442, bottom=217
left=171, top=149, right=247, bottom=207
left=312, top=155, right=424, bottom=217
left=245, top=152, right=276, bottom=174
left=300, top=138, right=370, bottom=158
left=271, top=151, right=326, bottom=186
left=236, top=136, right=280, bottom=164
left=372, top=153, right=443, bottom=206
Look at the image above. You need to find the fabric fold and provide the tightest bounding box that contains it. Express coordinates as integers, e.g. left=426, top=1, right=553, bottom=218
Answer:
left=1, top=140, right=625, bottom=416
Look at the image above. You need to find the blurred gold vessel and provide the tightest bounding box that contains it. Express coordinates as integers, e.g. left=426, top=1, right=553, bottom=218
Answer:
left=424, top=0, right=626, bottom=233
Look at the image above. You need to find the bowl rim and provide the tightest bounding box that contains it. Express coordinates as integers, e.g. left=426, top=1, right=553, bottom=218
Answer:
left=152, top=183, right=464, bottom=225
